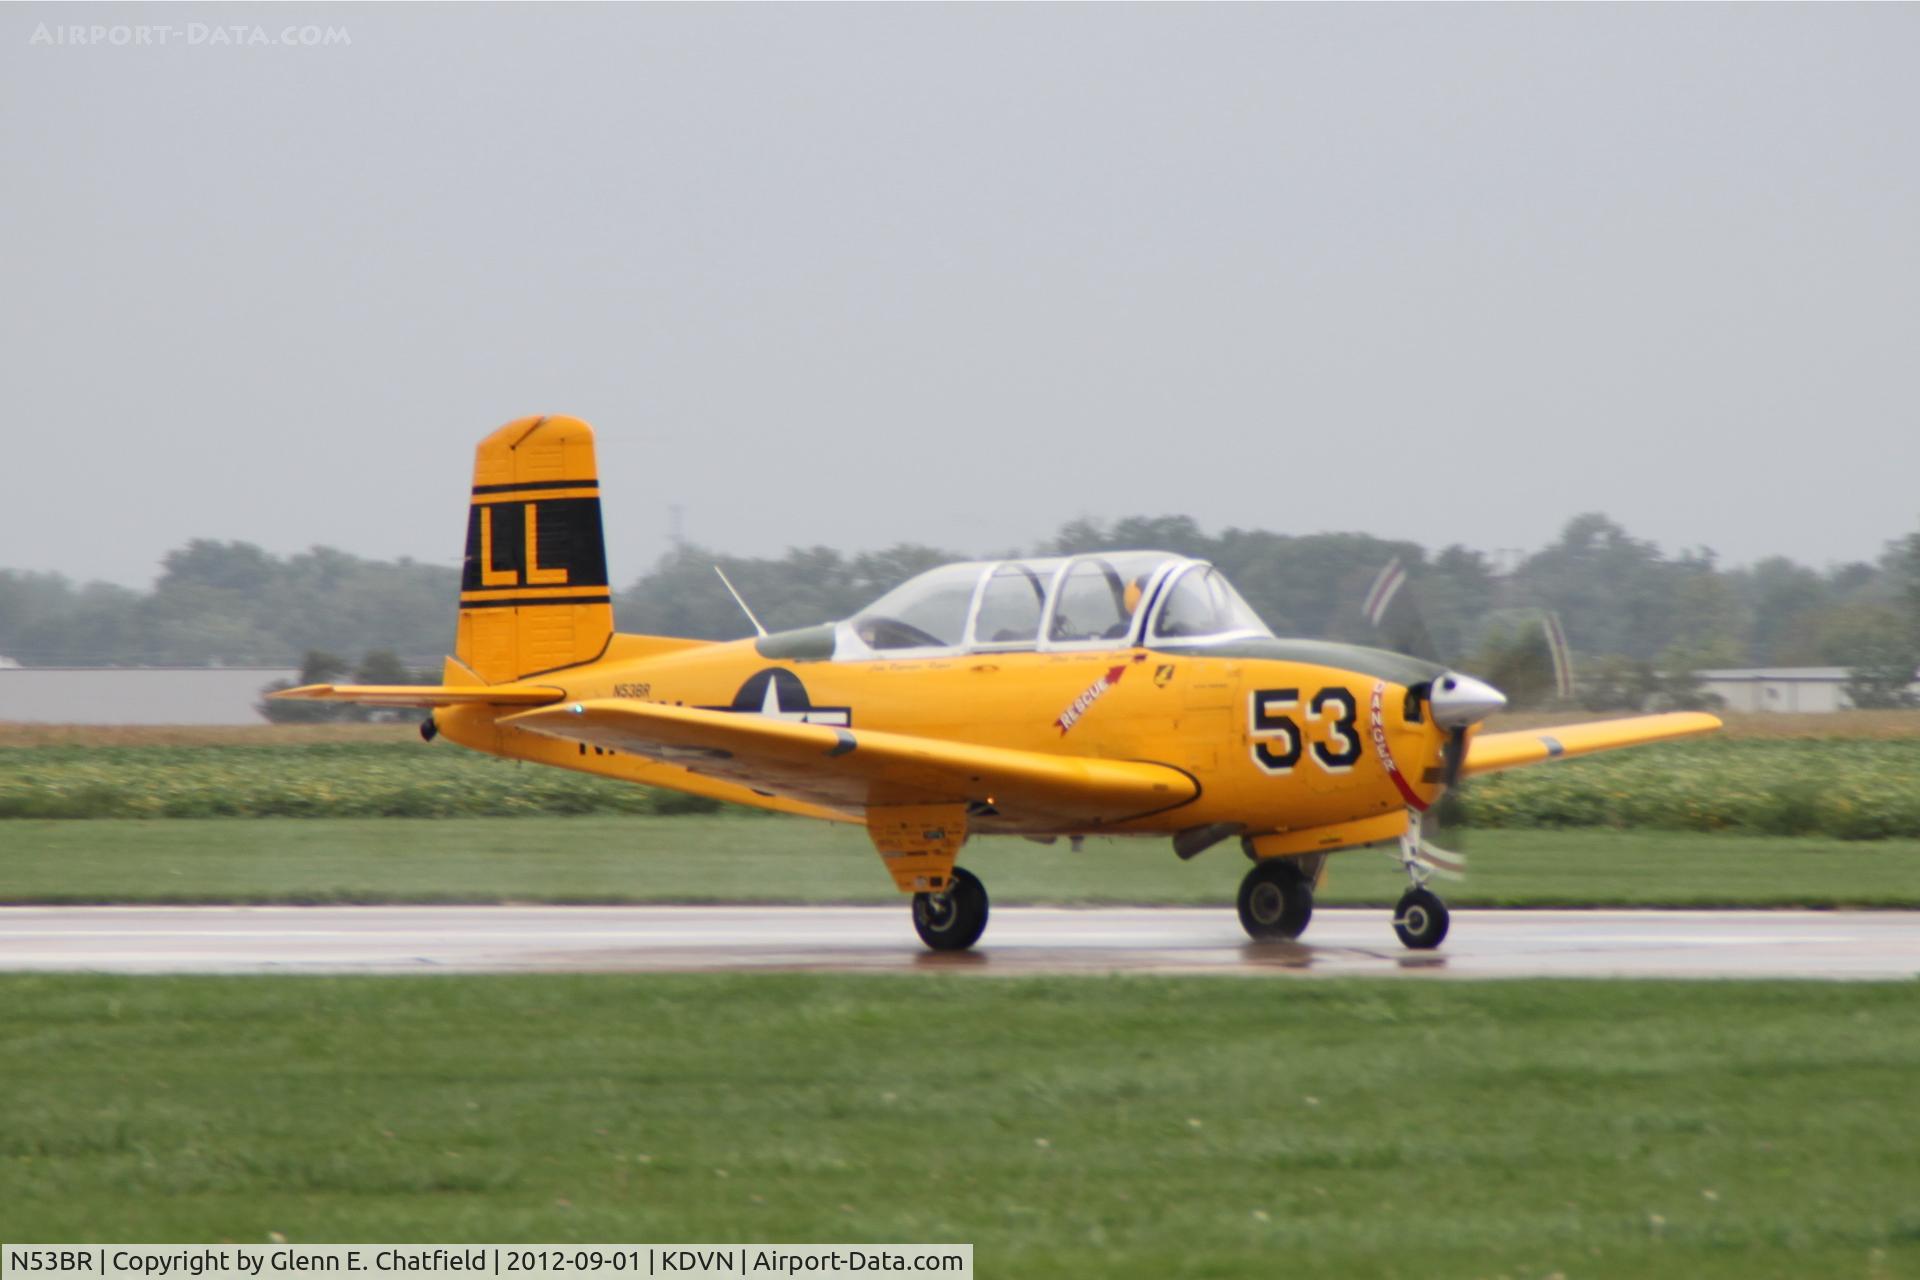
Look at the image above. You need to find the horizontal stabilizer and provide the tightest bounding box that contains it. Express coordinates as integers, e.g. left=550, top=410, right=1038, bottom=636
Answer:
left=268, top=683, right=565, bottom=709
left=1464, top=711, right=1721, bottom=777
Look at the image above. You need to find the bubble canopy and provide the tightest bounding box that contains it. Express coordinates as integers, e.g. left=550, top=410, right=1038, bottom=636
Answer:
left=835, top=552, right=1272, bottom=659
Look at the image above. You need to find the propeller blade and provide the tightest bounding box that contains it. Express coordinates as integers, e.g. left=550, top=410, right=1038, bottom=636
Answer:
left=1415, top=724, right=1471, bottom=878
left=1440, top=724, right=1468, bottom=789
left=1544, top=610, right=1575, bottom=701
left=1411, top=831, right=1469, bottom=880
left=1356, top=556, right=1536, bottom=894
left=1360, top=557, right=1439, bottom=663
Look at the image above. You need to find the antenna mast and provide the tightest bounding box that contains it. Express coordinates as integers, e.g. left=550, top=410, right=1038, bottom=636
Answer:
left=713, top=566, right=768, bottom=637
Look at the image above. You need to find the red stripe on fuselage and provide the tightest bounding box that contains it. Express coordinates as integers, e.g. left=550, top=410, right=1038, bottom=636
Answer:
left=1369, top=681, right=1429, bottom=812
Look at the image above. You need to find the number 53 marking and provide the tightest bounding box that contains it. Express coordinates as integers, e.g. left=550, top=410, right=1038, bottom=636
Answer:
left=1250, top=686, right=1364, bottom=775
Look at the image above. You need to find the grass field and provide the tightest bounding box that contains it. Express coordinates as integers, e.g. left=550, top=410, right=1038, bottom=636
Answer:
left=4, top=816, right=1920, bottom=907
left=9, top=726, right=1920, bottom=838
left=2, top=974, right=1916, bottom=1277
left=5, top=720, right=1917, bottom=1275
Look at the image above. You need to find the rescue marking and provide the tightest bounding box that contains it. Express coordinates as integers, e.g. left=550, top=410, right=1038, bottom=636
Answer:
left=1056, top=666, right=1127, bottom=735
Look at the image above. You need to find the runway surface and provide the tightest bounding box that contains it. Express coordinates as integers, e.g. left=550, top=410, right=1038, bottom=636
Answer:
left=3, top=905, right=1918, bottom=979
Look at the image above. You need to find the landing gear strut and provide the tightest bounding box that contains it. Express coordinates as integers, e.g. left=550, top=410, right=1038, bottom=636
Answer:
left=1237, top=858, right=1314, bottom=942
left=1393, top=820, right=1450, bottom=950
left=912, top=867, right=989, bottom=951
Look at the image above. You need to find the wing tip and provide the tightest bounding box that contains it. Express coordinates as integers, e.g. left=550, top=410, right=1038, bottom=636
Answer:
left=267, top=684, right=334, bottom=701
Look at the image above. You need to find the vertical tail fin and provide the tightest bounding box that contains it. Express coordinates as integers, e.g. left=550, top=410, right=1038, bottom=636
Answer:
left=456, top=415, right=614, bottom=682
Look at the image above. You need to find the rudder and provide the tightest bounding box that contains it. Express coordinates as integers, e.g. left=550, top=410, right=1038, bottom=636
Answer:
left=456, top=415, right=614, bottom=682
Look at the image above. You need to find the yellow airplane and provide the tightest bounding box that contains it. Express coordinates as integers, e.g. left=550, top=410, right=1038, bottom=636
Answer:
left=276, top=415, right=1721, bottom=952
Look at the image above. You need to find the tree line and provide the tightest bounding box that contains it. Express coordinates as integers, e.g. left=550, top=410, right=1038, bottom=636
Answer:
left=4, top=512, right=1917, bottom=710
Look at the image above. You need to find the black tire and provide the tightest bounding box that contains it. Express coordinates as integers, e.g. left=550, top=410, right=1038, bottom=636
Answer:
left=1237, top=859, right=1314, bottom=941
left=1393, top=887, right=1450, bottom=950
left=912, top=867, right=990, bottom=951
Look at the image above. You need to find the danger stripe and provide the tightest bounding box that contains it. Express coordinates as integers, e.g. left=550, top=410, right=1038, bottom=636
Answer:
left=1368, top=680, right=1428, bottom=812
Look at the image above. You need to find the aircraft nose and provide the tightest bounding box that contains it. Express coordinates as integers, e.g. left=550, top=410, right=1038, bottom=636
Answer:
left=1430, top=673, right=1507, bottom=728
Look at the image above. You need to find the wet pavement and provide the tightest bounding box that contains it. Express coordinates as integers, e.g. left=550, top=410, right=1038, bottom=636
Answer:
left=3, top=905, right=1918, bottom=980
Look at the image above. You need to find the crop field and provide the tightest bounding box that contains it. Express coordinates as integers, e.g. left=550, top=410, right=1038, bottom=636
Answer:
left=3, top=974, right=1916, bottom=1278
left=0, top=743, right=714, bottom=819
left=5, top=731, right=1920, bottom=839
left=1469, top=738, right=1920, bottom=839
left=1486, top=709, right=1920, bottom=740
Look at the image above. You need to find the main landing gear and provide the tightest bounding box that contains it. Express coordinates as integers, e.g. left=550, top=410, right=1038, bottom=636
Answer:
left=912, top=867, right=990, bottom=951
left=1237, top=858, right=1314, bottom=942
left=1232, top=820, right=1453, bottom=951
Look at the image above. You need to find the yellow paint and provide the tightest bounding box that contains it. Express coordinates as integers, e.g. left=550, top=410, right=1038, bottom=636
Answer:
left=470, top=488, right=600, bottom=506
left=1245, top=811, right=1410, bottom=860
left=1466, top=712, right=1722, bottom=775
left=867, top=804, right=968, bottom=891
left=474, top=637, right=1442, bottom=841
left=524, top=504, right=569, bottom=586
left=454, top=415, right=614, bottom=683
left=459, top=584, right=609, bottom=604
left=478, top=508, right=517, bottom=587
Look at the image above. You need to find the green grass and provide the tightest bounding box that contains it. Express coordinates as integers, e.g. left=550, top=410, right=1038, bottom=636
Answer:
left=8, top=737, right=1920, bottom=839
left=2, top=975, right=1916, bottom=1277
left=3, top=817, right=1919, bottom=907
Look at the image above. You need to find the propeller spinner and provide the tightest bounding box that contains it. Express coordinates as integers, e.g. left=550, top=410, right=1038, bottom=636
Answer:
left=1429, top=672, right=1508, bottom=729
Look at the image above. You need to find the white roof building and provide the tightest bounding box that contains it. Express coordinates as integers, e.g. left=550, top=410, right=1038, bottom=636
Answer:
left=1696, top=666, right=1920, bottom=714
left=0, top=667, right=298, bottom=725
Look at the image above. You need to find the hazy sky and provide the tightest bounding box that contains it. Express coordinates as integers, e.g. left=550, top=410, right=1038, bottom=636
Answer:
left=4, top=4, right=1916, bottom=589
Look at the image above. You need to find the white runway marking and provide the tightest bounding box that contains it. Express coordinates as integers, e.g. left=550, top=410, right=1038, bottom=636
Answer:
left=2, top=906, right=1918, bottom=979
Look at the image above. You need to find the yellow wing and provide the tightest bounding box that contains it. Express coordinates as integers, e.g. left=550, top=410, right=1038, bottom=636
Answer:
left=501, top=700, right=1200, bottom=827
left=269, top=683, right=565, bottom=708
left=1465, top=711, right=1722, bottom=777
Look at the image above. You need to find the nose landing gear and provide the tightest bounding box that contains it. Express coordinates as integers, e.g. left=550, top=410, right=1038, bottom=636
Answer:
left=1393, top=820, right=1451, bottom=950
left=1393, top=885, right=1450, bottom=949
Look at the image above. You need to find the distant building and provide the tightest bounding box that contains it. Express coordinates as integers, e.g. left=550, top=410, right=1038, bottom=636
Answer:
left=0, top=667, right=298, bottom=725
left=1696, top=666, right=1920, bottom=714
